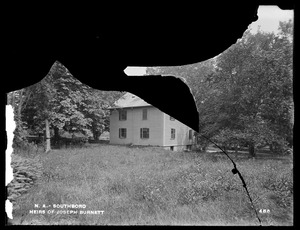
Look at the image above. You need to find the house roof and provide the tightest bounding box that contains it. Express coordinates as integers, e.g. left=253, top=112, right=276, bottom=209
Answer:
left=110, top=92, right=152, bottom=109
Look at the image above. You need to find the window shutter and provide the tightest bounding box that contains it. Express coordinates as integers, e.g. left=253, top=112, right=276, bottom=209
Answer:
left=119, top=128, right=121, bottom=138
left=143, top=109, right=147, bottom=120
left=140, top=128, right=142, bottom=138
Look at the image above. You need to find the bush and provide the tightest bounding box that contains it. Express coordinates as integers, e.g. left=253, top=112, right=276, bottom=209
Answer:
left=13, top=142, right=44, bottom=158
left=52, top=136, right=88, bottom=149
left=12, top=119, right=29, bottom=149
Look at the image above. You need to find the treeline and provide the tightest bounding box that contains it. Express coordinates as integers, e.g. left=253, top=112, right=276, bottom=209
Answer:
left=147, top=20, right=293, bottom=156
left=7, top=62, right=124, bottom=151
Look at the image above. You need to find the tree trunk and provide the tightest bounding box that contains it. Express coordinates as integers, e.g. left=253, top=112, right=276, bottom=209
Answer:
left=45, top=119, right=51, bottom=153
left=248, top=142, right=256, bottom=157
left=53, top=126, right=60, bottom=148
left=235, top=144, right=238, bottom=153
left=93, top=130, right=100, bottom=141
left=11, top=91, right=16, bottom=107
left=17, top=89, right=24, bottom=120
left=223, top=144, right=227, bottom=152
left=270, top=143, right=274, bottom=153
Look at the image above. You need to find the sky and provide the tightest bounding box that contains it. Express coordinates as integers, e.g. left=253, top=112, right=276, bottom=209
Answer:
left=249, top=5, right=293, bottom=34
left=124, top=5, right=293, bottom=76
left=124, top=66, right=147, bottom=76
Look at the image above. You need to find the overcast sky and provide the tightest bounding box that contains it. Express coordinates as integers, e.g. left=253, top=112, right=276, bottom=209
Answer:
left=249, top=5, right=293, bottom=34
left=124, top=5, right=294, bottom=76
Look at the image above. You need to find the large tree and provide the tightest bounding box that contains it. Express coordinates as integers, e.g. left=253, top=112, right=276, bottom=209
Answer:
left=199, top=20, right=293, bottom=156
left=7, top=73, right=55, bottom=151
left=146, top=20, right=293, bottom=156
left=12, top=61, right=123, bottom=151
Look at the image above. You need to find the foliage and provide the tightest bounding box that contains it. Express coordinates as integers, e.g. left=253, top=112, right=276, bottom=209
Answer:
left=146, top=59, right=216, bottom=106
left=147, top=20, right=293, bottom=156
left=11, top=119, right=29, bottom=149
left=7, top=90, right=31, bottom=149
left=208, top=21, right=293, bottom=155
left=9, top=61, right=124, bottom=150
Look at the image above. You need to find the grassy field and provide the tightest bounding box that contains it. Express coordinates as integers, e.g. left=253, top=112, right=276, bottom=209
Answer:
left=8, top=144, right=293, bottom=225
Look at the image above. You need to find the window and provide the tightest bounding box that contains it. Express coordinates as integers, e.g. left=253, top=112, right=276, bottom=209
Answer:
left=119, top=110, right=127, bottom=120
left=119, top=128, right=127, bottom=138
left=140, top=128, right=149, bottom=139
left=142, top=109, right=147, bottom=120
left=171, top=128, right=176, bottom=139
left=170, top=116, right=175, bottom=121
left=189, top=130, right=193, bottom=140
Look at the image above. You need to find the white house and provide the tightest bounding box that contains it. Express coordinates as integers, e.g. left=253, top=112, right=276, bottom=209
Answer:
left=109, top=92, right=195, bottom=151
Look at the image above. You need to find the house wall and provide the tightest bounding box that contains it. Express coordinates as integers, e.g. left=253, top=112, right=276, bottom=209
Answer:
left=162, top=114, right=194, bottom=151
left=109, top=106, right=164, bottom=146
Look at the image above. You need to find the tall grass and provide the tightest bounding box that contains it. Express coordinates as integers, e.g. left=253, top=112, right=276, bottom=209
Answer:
left=9, top=145, right=293, bottom=225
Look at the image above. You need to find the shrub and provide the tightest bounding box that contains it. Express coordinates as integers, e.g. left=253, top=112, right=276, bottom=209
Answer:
left=12, top=142, right=44, bottom=158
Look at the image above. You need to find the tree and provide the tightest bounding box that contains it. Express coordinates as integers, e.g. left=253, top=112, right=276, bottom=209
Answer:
left=21, top=62, right=94, bottom=148
left=7, top=74, right=55, bottom=151
left=146, top=20, right=293, bottom=157
left=18, top=61, right=124, bottom=150
left=200, top=20, right=293, bottom=156
left=7, top=90, right=31, bottom=149
left=82, top=89, right=124, bottom=140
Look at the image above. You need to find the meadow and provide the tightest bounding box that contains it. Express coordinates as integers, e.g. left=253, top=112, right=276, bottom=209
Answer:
left=8, top=144, right=293, bottom=225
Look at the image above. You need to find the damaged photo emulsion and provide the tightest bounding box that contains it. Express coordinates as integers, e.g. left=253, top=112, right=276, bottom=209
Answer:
left=6, top=6, right=293, bottom=226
